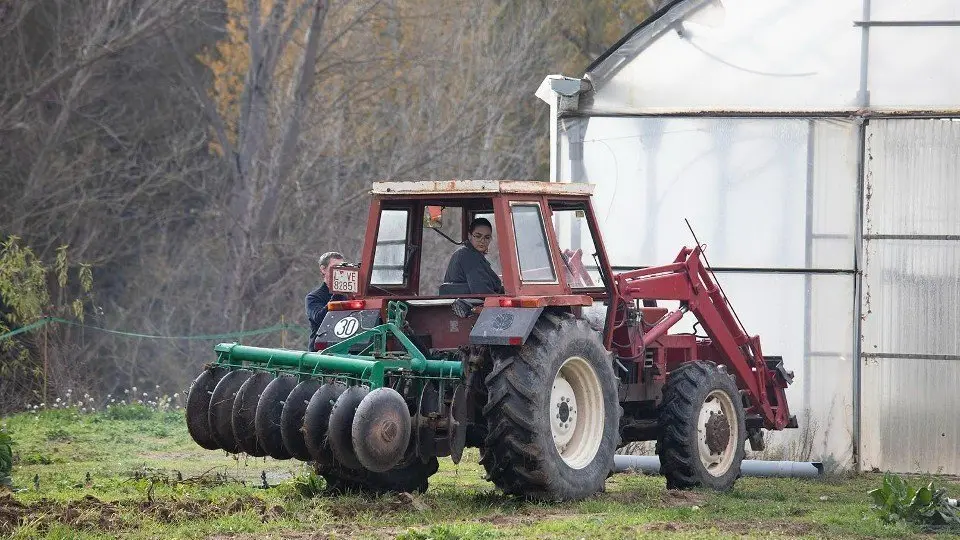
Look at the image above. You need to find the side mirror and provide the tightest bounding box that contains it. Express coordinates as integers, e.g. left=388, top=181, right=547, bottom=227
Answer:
left=424, top=206, right=444, bottom=228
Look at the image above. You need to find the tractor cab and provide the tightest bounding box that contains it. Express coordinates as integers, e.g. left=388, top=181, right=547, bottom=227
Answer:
left=315, top=180, right=615, bottom=351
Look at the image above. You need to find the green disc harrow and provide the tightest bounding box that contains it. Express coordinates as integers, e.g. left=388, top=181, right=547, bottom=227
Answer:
left=185, top=301, right=464, bottom=485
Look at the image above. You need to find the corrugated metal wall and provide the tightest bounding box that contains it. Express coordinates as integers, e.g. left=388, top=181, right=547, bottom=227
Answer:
left=859, top=118, right=960, bottom=474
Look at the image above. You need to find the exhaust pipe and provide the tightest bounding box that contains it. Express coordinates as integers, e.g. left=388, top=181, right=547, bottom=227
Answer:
left=614, top=455, right=824, bottom=478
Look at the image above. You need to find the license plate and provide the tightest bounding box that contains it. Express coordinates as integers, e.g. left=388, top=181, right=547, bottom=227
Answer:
left=331, top=268, right=359, bottom=294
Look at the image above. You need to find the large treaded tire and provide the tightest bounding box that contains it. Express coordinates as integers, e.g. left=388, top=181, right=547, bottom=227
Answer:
left=657, top=360, right=746, bottom=491
left=480, top=312, right=621, bottom=501
left=315, top=456, right=439, bottom=495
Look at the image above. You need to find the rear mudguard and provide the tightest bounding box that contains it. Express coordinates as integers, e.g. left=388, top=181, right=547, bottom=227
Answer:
left=468, top=307, right=543, bottom=346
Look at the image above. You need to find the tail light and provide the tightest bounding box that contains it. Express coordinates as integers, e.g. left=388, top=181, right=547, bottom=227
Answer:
left=498, top=297, right=544, bottom=308
left=328, top=299, right=366, bottom=311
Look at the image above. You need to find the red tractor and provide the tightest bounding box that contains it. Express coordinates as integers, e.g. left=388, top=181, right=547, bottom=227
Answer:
left=186, top=180, right=795, bottom=501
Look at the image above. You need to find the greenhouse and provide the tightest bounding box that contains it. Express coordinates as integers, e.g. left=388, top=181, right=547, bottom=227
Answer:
left=538, top=0, right=960, bottom=474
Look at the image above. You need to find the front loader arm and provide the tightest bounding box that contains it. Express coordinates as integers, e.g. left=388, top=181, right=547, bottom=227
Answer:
left=613, top=246, right=792, bottom=430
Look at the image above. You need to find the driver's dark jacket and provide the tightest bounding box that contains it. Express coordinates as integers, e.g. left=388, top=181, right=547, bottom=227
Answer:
left=305, top=283, right=345, bottom=351
left=442, top=243, right=504, bottom=294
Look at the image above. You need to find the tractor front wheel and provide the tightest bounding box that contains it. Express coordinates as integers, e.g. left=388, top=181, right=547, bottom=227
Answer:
left=657, top=361, right=746, bottom=491
left=481, top=312, right=621, bottom=501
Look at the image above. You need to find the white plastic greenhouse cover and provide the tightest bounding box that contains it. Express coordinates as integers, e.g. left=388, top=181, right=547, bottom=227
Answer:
left=584, top=0, right=960, bottom=113
left=548, top=0, right=960, bottom=474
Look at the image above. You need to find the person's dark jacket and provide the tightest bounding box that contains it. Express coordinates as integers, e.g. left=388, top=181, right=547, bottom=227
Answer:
left=305, top=283, right=345, bottom=351
left=442, top=243, right=504, bottom=294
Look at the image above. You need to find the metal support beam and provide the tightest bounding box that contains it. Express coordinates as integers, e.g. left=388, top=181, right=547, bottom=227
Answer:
left=803, top=119, right=815, bottom=419
left=854, top=20, right=960, bottom=27
left=852, top=117, right=868, bottom=471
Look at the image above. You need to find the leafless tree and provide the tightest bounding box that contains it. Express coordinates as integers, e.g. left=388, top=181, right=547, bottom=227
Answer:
left=1, top=0, right=658, bottom=411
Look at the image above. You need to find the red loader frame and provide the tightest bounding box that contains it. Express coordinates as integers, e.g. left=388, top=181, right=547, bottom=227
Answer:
left=609, top=245, right=793, bottom=431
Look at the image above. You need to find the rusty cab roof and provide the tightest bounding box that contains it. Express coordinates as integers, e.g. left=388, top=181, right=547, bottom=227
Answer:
left=370, top=180, right=594, bottom=199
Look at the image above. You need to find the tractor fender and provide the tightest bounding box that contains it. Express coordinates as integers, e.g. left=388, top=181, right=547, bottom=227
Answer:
left=468, top=307, right=544, bottom=346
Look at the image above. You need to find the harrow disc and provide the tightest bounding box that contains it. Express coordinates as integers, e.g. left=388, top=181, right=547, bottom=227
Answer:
left=255, top=374, right=298, bottom=460
left=232, top=372, right=274, bottom=456
left=186, top=366, right=229, bottom=450
left=303, top=382, right=347, bottom=464
left=327, top=385, right=370, bottom=470
left=415, top=383, right=440, bottom=460
left=280, top=380, right=321, bottom=461
left=352, top=387, right=412, bottom=472
left=448, top=384, right=468, bottom=464
left=209, top=369, right=252, bottom=453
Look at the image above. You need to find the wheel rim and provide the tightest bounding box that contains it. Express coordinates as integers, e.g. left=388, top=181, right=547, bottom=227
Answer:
left=697, top=389, right=737, bottom=477
left=550, top=355, right=604, bottom=469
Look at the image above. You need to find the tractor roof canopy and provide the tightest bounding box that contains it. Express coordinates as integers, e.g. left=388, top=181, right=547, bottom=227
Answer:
left=346, top=179, right=613, bottom=304
left=371, top=180, right=594, bottom=197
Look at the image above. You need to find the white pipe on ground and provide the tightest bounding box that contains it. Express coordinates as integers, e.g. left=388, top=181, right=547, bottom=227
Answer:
left=614, top=455, right=824, bottom=478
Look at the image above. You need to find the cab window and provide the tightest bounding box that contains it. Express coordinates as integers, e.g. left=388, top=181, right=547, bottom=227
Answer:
left=371, top=208, right=409, bottom=286
left=510, top=204, right=556, bottom=282
left=551, top=207, right=602, bottom=289
left=419, top=205, right=464, bottom=295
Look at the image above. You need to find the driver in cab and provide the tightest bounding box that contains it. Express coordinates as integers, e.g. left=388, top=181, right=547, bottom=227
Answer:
left=441, top=217, right=504, bottom=295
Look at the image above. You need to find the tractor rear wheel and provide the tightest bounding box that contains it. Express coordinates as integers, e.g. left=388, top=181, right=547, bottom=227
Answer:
left=480, top=312, right=620, bottom=501
left=657, top=361, right=746, bottom=491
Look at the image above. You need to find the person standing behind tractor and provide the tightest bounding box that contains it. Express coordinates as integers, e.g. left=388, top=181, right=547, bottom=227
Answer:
left=442, top=217, right=504, bottom=294
left=305, top=251, right=345, bottom=351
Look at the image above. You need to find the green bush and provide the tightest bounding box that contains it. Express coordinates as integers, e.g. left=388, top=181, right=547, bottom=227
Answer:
left=21, top=453, right=54, bottom=465
left=396, top=525, right=498, bottom=540
left=292, top=471, right=325, bottom=498
left=869, top=473, right=960, bottom=528
left=45, top=427, right=71, bottom=441
left=0, top=237, right=93, bottom=375
left=102, top=404, right=155, bottom=420
left=0, top=430, right=12, bottom=488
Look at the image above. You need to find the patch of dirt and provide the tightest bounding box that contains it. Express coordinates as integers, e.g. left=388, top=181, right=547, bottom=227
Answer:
left=644, top=519, right=825, bottom=536
left=324, top=491, right=433, bottom=520
left=605, top=488, right=710, bottom=507
left=605, top=489, right=653, bottom=505
left=0, top=493, right=27, bottom=533
left=390, top=492, right=429, bottom=512
left=206, top=534, right=324, bottom=540
left=0, top=493, right=287, bottom=535
left=476, top=511, right=575, bottom=527
left=660, top=489, right=709, bottom=507
left=139, top=451, right=204, bottom=460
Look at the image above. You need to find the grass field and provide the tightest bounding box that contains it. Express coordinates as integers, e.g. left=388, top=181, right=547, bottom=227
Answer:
left=1, top=404, right=958, bottom=539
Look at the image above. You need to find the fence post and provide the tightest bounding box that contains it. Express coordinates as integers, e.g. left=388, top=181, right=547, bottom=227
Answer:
left=42, top=323, right=48, bottom=403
